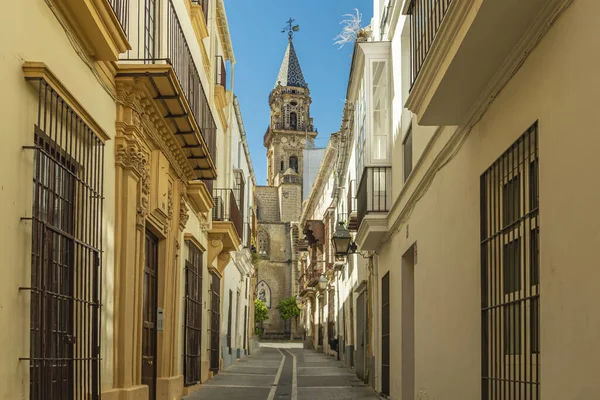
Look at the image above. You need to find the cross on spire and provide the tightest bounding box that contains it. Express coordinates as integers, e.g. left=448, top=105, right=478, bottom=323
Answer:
left=281, top=17, right=300, bottom=40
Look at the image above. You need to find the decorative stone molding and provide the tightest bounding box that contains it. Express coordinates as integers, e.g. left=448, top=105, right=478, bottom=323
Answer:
left=179, top=183, right=190, bottom=230
left=207, top=235, right=225, bottom=269
left=23, top=63, right=110, bottom=141
left=136, top=206, right=148, bottom=230
left=115, top=77, right=197, bottom=182
left=167, top=186, right=174, bottom=220
left=115, top=143, right=148, bottom=178
left=217, top=252, right=232, bottom=276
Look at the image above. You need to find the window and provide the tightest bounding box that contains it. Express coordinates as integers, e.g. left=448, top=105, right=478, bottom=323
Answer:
left=403, top=127, right=413, bottom=182
left=481, top=122, right=539, bottom=398
left=503, top=175, right=520, bottom=227
left=289, top=155, right=298, bottom=173
left=355, top=79, right=367, bottom=179
left=184, top=241, right=203, bottom=386
left=29, top=80, right=104, bottom=399
left=280, top=159, right=285, bottom=171
left=290, top=112, right=297, bottom=130
left=503, top=239, right=521, bottom=294
left=371, top=61, right=389, bottom=161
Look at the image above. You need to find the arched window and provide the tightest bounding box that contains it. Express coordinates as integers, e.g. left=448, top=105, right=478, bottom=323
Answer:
left=258, top=230, right=269, bottom=256
left=289, top=156, right=298, bottom=173
left=280, top=159, right=285, bottom=171
left=290, top=112, right=297, bottom=130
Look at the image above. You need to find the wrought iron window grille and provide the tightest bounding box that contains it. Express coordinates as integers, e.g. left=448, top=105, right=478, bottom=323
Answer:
left=23, top=79, right=105, bottom=400
left=480, top=122, right=540, bottom=399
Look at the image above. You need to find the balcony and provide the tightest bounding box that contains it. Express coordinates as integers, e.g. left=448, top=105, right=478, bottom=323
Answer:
left=50, top=0, right=130, bottom=60
left=405, top=0, right=564, bottom=126
left=303, top=220, right=324, bottom=246
left=116, top=0, right=217, bottom=179
left=307, top=261, right=325, bottom=288
left=212, top=188, right=243, bottom=242
left=356, top=167, right=391, bottom=251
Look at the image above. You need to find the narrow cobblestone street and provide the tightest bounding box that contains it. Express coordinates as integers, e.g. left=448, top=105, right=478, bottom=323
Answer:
left=184, top=344, right=379, bottom=400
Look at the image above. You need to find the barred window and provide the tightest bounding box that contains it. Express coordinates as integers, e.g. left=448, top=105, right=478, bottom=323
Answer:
left=481, top=122, right=539, bottom=399
left=184, top=241, right=203, bottom=386
left=28, top=79, right=104, bottom=400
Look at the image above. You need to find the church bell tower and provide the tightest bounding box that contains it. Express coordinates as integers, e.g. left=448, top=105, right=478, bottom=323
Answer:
left=264, top=25, right=318, bottom=189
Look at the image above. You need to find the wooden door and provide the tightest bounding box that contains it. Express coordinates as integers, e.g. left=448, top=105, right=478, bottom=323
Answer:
left=210, top=272, right=221, bottom=374
left=142, top=231, right=159, bottom=399
left=355, top=291, right=366, bottom=381
left=381, top=272, right=390, bottom=396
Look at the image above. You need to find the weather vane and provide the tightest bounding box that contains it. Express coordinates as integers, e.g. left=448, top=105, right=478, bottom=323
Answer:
left=281, top=18, right=300, bottom=40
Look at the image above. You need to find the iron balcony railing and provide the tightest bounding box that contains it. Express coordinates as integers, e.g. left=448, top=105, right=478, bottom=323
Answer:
left=212, top=189, right=243, bottom=239
left=307, top=260, right=325, bottom=287
left=408, top=0, right=454, bottom=86
left=357, top=167, right=392, bottom=227
left=121, top=0, right=217, bottom=165
left=216, top=55, right=227, bottom=89
left=108, top=0, right=130, bottom=37
left=191, top=0, right=209, bottom=22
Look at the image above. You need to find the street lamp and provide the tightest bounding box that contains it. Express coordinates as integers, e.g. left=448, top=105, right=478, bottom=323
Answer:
left=331, top=221, right=357, bottom=256
left=317, top=274, right=328, bottom=292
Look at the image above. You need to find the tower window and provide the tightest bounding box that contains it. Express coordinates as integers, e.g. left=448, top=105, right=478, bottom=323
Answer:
left=290, top=112, right=297, bottom=130
left=289, top=156, right=298, bottom=173
left=280, top=160, right=285, bottom=171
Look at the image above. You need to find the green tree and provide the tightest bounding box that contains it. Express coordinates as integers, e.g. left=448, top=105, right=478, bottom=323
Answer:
left=276, top=297, right=301, bottom=321
left=254, top=299, right=269, bottom=324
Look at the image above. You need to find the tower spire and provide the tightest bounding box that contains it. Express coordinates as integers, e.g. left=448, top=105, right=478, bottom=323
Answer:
left=275, top=19, right=307, bottom=89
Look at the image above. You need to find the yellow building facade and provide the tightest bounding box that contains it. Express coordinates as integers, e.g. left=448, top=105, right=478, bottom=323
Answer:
left=0, top=0, right=253, bottom=399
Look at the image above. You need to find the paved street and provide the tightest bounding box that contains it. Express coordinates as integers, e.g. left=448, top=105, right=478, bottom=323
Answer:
left=184, top=344, right=380, bottom=400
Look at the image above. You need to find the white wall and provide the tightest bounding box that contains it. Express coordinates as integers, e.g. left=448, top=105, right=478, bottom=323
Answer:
left=303, top=147, right=326, bottom=201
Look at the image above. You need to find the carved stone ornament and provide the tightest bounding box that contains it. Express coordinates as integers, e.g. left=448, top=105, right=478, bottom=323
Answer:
left=136, top=206, right=148, bottom=229
left=167, top=186, right=174, bottom=220
left=115, top=144, right=148, bottom=178
left=179, top=195, right=190, bottom=230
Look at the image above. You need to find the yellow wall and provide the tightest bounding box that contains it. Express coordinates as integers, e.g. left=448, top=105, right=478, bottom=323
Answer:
left=0, top=0, right=117, bottom=398
left=378, top=0, right=600, bottom=398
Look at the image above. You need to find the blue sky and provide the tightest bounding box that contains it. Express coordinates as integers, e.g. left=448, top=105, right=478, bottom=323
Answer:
left=226, top=0, right=373, bottom=185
